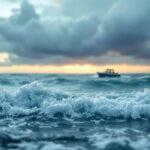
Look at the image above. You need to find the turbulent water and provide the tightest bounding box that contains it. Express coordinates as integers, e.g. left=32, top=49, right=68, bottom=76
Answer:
left=0, top=74, right=150, bottom=150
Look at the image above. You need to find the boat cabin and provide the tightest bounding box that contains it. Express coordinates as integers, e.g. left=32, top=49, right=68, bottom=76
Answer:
left=104, top=69, right=115, bottom=73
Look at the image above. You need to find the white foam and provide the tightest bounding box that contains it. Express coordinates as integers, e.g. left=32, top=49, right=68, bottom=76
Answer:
left=130, top=138, right=150, bottom=150
left=42, top=142, right=84, bottom=150
left=0, top=82, right=150, bottom=119
left=89, top=128, right=150, bottom=150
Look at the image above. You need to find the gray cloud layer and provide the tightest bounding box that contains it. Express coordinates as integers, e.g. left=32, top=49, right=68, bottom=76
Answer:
left=0, top=0, right=150, bottom=65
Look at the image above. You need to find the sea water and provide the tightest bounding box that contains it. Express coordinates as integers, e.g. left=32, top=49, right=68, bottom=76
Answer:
left=0, top=74, right=150, bottom=150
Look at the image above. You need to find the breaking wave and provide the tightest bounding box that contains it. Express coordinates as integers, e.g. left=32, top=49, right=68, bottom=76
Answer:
left=0, top=81, right=150, bottom=119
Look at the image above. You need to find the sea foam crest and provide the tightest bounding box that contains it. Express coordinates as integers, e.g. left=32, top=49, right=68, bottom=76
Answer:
left=0, top=82, right=150, bottom=119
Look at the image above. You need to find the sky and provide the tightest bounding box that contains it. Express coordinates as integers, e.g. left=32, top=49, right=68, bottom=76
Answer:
left=0, top=0, right=150, bottom=73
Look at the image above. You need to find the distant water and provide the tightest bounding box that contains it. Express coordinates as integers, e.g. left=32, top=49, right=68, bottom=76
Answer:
left=0, top=74, right=150, bottom=150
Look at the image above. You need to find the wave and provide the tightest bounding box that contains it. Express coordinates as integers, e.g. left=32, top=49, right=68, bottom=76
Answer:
left=82, top=75, right=150, bottom=89
left=40, top=75, right=150, bottom=91
left=0, top=81, right=150, bottom=119
left=0, top=74, right=150, bottom=89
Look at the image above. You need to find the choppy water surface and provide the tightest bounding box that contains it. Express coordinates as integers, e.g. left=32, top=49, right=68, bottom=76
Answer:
left=0, top=74, right=150, bottom=150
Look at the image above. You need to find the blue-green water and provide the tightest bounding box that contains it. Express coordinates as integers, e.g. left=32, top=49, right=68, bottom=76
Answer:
left=0, top=74, right=150, bottom=150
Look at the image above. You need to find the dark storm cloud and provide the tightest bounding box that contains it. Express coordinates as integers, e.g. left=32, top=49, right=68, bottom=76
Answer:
left=47, top=0, right=117, bottom=18
left=94, top=0, right=150, bottom=59
left=0, top=0, right=150, bottom=65
left=10, top=0, right=39, bottom=24
left=0, top=0, right=100, bottom=59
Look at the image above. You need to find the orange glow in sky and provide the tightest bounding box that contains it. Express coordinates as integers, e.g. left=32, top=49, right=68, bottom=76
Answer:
left=0, top=53, right=149, bottom=74
left=0, top=64, right=149, bottom=74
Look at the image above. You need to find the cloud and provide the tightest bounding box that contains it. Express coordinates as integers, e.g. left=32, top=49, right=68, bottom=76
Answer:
left=0, top=0, right=100, bottom=59
left=0, top=0, right=150, bottom=65
left=44, top=0, right=117, bottom=18
left=94, top=0, right=150, bottom=59
left=11, top=0, right=39, bottom=24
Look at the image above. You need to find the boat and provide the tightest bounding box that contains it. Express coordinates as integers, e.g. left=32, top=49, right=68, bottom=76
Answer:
left=97, top=69, right=121, bottom=77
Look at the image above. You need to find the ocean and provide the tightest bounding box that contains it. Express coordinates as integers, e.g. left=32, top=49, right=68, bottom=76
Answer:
left=0, top=74, right=150, bottom=150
